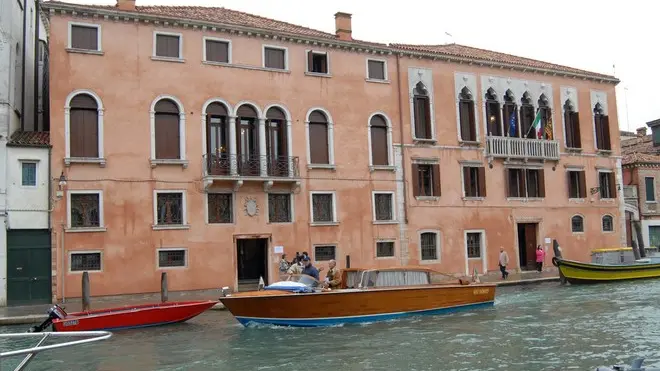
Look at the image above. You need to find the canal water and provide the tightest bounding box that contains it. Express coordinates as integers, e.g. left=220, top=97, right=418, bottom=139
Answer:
left=2, top=281, right=660, bottom=371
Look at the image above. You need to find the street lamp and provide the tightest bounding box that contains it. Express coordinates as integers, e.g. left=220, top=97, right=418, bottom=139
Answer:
left=58, top=172, right=67, bottom=190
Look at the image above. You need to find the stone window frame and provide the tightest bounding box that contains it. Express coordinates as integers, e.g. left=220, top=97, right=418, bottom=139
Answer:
left=67, top=21, right=103, bottom=54
left=202, top=36, right=232, bottom=64
left=305, top=107, right=335, bottom=169
left=66, top=190, right=106, bottom=233
left=152, top=30, right=184, bottom=62
left=69, top=251, right=103, bottom=273
left=20, top=160, right=38, bottom=188
left=149, top=95, right=188, bottom=168
left=262, top=44, right=289, bottom=71
left=64, top=89, right=105, bottom=167
left=156, top=248, right=188, bottom=270
left=365, top=57, right=388, bottom=83
left=152, top=189, right=189, bottom=230
left=375, top=239, right=396, bottom=259
left=418, top=229, right=441, bottom=263
left=371, top=191, right=396, bottom=224
left=645, top=176, right=656, bottom=203
left=367, top=112, right=395, bottom=170
left=571, top=214, right=585, bottom=234
left=266, top=191, right=294, bottom=224
left=463, top=229, right=487, bottom=275
left=309, top=191, right=338, bottom=226
left=205, top=191, right=235, bottom=225
left=601, top=214, right=615, bottom=233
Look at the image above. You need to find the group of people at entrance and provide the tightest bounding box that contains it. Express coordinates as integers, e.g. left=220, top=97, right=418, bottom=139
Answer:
left=498, top=245, right=545, bottom=279
left=279, top=252, right=342, bottom=289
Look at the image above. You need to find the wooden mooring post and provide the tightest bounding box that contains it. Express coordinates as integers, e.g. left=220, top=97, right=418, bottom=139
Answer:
left=161, top=272, right=168, bottom=303
left=82, top=271, right=91, bottom=310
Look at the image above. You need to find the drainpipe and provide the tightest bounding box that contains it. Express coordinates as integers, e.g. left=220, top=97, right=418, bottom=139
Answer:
left=20, top=0, right=28, bottom=131
left=395, top=53, right=408, bottom=223
left=47, top=146, right=51, bottom=229
left=61, top=222, right=66, bottom=303
left=33, top=0, right=40, bottom=131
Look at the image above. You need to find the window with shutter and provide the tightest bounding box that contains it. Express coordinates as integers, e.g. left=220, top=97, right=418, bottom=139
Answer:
left=154, top=99, right=181, bottom=160
left=463, top=167, right=485, bottom=198
left=367, top=59, right=386, bottom=80
left=485, top=88, right=502, bottom=136
left=308, top=110, right=330, bottom=164
left=70, top=24, right=100, bottom=51
left=369, top=115, right=389, bottom=166
left=413, top=82, right=432, bottom=139
left=69, top=93, right=99, bottom=158
left=459, top=87, right=477, bottom=141
left=205, top=39, right=229, bottom=63
left=307, top=51, right=328, bottom=74
left=563, top=100, right=581, bottom=148
left=155, top=33, right=181, bottom=58
left=264, top=47, right=286, bottom=69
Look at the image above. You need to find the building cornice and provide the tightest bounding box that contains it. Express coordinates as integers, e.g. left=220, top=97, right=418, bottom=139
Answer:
left=42, top=2, right=619, bottom=85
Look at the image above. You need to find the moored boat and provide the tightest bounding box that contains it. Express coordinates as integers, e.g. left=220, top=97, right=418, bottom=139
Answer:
left=219, top=267, right=496, bottom=327
left=552, top=246, right=660, bottom=284
left=30, top=300, right=218, bottom=332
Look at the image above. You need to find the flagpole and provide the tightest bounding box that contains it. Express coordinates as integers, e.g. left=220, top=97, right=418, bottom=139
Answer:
left=524, top=107, right=541, bottom=138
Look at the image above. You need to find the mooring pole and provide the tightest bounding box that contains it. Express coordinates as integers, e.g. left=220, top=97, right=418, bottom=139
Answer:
left=82, top=272, right=91, bottom=310
left=161, top=272, right=168, bottom=303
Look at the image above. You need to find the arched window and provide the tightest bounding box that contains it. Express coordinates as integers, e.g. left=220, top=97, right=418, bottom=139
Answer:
left=537, top=94, right=552, bottom=140
left=308, top=110, right=330, bottom=165
left=563, top=100, right=581, bottom=149
left=236, top=104, right=259, bottom=175
left=520, top=92, right=535, bottom=139
left=458, top=87, right=476, bottom=141
left=571, top=215, right=584, bottom=233
left=594, top=103, right=611, bottom=150
left=485, top=88, right=501, bottom=136
left=503, top=90, right=518, bottom=137
left=205, top=102, right=230, bottom=175
left=266, top=107, right=288, bottom=176
left=369, top=114, right=389, bottom=166
left=413, top=82, right=432, bottom=139
left=602, top=215, right=614, bottom=232
left=70, top=94, right=99, bottom=158
left=154, top=99, right=181, bottom=160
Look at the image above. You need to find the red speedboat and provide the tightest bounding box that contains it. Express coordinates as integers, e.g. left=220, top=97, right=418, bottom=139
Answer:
left=30, top=300, right=217, bottom=332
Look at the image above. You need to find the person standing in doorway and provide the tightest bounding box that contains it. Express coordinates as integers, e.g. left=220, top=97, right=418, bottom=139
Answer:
left=499, top=247, right=509, bottom=279
left=536, top=245, right=545, bottom=272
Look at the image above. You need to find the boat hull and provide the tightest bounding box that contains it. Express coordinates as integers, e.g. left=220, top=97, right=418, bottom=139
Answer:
left=554, top=257, right=660, bottom=284
left=220, top=284, right=496, bottom=327
left=51, top=300, right=217, bottom=332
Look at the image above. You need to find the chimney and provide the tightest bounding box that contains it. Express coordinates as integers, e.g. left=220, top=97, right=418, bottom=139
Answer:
left=334, top=12, right=352, bottom=41
left=637, top=127, right=647, bottom=137
left=117, top=0, right=136, bottom=11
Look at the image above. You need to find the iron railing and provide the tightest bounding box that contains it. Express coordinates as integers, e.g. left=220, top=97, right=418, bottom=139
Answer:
left=486, top=136, right=560, bottom=161
left=203, top=154, right=300, bottom=178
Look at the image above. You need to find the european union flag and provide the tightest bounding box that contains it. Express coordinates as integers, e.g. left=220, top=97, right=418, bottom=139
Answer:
left=509, top=111, right=517, bottom=137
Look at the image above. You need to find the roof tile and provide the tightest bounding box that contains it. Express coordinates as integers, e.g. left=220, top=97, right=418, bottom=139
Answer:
left=7, top=131, right=51, bottom=147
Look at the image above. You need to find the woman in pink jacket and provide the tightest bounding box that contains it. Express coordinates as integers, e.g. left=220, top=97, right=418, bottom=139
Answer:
left=536, top=245, right=545, bottom=272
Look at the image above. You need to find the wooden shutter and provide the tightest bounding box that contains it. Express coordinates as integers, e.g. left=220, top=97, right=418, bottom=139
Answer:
left=307, top=51, right=314, bottom=72
left=411, top=164, right=420, bottom=197
left=462, top=167, right=471, bottom=197
left=81, top=109, right=98, bottom=157
left=518, top=170, right=526, bottom=197
left=309, top=123, right=329, bottom=164
left=608, top=172, right=617, bottom=198
left=506, top=169, right=512, bottom=197
left=155, top=113, right=180, bottom=159
left=571, top=112, right=581, bottom=148
left=265, top=48, right=285, bottom=69
left=602, top=116, right=612, bottom=150
left=370, top=126, right=388, bottom=166
left=459, top=101, right=471, bottom=141
left=413, top=97, right=423, bottom=138
left=368, top=60, right=385, bottom=80
left=206, top=40, right=228, bottom=63
left=156, top=35, right=179, bottom=58
left=71, top=25, right=98, bottom=50
left=69, top=109, right=85, bottom=157
left=478, top=167, right=487, bottom=197
left=567, top=171, right=574, bottom=198
left=578, top=171, right=586, bottom=198
left=564, top=110, right=573, bottom=147
left=468, top=101, right=476, bottom=140
left=538, top=169, right=546, bottom=198
left=424, top=98, right=432, bottom=138
left=432, top=164, right=441, bottom=196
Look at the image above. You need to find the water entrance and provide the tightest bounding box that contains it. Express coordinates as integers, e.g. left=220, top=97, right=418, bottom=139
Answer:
left=236, top=238, right=268, bottom=291
left=517, top=223, right=537, bottom=271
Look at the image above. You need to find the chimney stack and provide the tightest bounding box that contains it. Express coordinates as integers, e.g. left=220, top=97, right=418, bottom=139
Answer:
left=334, top=12, right=352, bottom=41
left=117, top=0, right=136, bottom=11
left=637, top=127, right=647, bottom=137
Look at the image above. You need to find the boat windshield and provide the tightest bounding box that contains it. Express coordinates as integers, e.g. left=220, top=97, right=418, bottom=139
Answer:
left=285, top=274, right=320, bottom=287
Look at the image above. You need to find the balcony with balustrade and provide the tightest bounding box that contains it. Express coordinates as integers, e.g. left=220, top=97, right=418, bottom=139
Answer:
left=203, top=153, right=300, bottom=191
left=485, top=136, right=560, bottom=162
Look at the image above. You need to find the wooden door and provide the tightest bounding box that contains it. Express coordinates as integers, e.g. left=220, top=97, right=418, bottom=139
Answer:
left=524, top=224, right=537, bottom=269
left=7, top=230, right=52, bottom=306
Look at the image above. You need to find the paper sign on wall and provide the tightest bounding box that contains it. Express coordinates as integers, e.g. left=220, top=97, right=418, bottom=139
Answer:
left=544, top=238, right=551, bottom=244
left=274, top=246, right=284, bottom=254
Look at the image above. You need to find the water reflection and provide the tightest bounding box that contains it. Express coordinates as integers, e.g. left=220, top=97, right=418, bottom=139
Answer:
left=2, top=281, right=660, bottom=370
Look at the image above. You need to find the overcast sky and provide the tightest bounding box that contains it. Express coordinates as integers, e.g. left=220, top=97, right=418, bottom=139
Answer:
left=62, top=0, right=656, bottom=132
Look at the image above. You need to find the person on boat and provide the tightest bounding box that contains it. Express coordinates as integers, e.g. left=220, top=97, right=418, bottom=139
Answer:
left=301, top=255, right=320, bottom=281
left=499, top=247, right=509, bottom=279
left=536, top=245, right=545, bottom=272
left=321, top=259, right=342, bottom=289
left=279, top=254, right=290, bottom=272
left=287, top=258, right=303, bottom=275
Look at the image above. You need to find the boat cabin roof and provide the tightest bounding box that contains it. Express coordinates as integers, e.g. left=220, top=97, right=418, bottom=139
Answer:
left=592, top=247, right=633, bottom=253
left=342, top=266, right=434, bottom=274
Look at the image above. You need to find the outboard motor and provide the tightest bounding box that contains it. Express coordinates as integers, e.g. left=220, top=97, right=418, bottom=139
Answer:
left=596, top=357, right=660, bottom=371
left=28, top=304, right=68, bottom=333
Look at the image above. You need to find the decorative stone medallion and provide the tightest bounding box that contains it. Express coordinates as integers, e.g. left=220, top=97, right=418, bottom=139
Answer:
left=244, top=197, right=259, bottom=217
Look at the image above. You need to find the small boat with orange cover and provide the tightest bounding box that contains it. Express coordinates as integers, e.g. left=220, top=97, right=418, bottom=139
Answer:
left=29, top=300, right=218, bottom=332
left=219, top=266, right=496, bottom=327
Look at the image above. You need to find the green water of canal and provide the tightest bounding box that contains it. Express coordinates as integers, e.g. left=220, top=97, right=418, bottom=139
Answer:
left=2, top=281, right=660, bottom=371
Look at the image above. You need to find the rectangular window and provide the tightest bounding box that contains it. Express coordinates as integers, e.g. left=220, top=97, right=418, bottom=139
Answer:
left=466, top=232, right=482, bottom=258
left=205, top=39, right=229, bottom=63
left=314, top=245, right=336, bottom=261
left=412, top=163, right=440, bottom=197
left=268, top=193, right=292, bottom=223
left=564, top=110, right=581, bottom=148
left=264, top=46, right=286, bottom=69
left=158, top=249, right=187, bottom=268
left=70, top=24, right=100, bottom=51
left=594, top=114, right=612, bottom=151
left=376, top=241, right=395, bottom=258
left=567, top=170, right=586, bottom=199
left=207, top=193, right=232, bottom=224
left=69, top=192, right=102, bottom=228
left=21, top=162, right=37, bottom=186
left=373, top=192, right=394, bottom=222
left=420, top=232, right=438, bottom=260
left=506, top=168, right=545, bottom=198
left=311, top=192, right=336, bottom=223
left=463, top=166, right=486, bottom=197
left=650, top=226, right=660, bottom=247
left=367, top=59, right=386, bottom=80
left=155, top=33, right=181, bottom=58
left=598, top=172, right=616, bottom=199
left=307, top=51, right=328, bottom=74
left=70, top=252, right=101, bottom=272
left=459, top=99, right=477, bottom=141
left=646, top=177, right=656, bottom=202
left=653, top=127, right=660, bottom=147
left=155, top=191, right=185, bottom=225
left=413, top=96, right=432, bottom=139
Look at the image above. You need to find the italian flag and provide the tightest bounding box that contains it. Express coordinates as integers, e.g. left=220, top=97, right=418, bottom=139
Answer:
left=530, top=110, right=543, bottom=139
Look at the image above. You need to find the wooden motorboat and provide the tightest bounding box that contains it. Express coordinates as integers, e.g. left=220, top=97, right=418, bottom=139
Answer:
left=552, top=246, right=660, bottom=284
left=30, top=300, right=217, bottom=332
left=219, top=267, right=497, bottom=327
